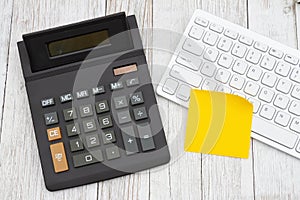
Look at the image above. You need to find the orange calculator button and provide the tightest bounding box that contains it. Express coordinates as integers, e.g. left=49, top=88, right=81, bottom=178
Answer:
left=47, top=127, right=62, bottom=141
left=50, top=142, right=69, bottom=173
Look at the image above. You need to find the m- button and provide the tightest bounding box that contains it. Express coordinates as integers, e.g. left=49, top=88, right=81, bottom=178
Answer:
left=47, top=127, right=62, bottom=141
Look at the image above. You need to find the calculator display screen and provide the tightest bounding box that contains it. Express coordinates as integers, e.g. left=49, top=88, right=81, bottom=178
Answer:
left=48, top=30, right=110, bottom=57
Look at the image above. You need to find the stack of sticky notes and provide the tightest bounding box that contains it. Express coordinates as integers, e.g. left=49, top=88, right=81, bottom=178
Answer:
left=184, top=89, right=253, bottom=158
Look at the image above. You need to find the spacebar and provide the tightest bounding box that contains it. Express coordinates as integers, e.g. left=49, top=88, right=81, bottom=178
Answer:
left=252, top=116, right=298, bottom=149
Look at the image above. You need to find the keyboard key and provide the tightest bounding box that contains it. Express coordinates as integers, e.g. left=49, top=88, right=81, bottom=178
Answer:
left=137, top=124, right=156, bottom=151
left=244, top=81, right=260, bottom=96
left=79, top=104, right=93, bottom=118
left=66, top=123, right=80, bottom=137
left=183, top=38, right=204, bottom=56
left=189, top=26, right=204, bottom=40
left=275, top=62, right=291, bottom=77
left=76, top=89, right=89, bottom=99
left=194, top=17, right=209, bottom=27
left=247, top=66, right=262, bottom=81
left=121, top=126, right=139, bottom=155
left=209, top=23, right=224, bottom=33
left=232, top=60, right=248, bottom=75
left=203, top=31, right=219, bottom=46
left=163, top=78, right=178, bottom=95
left=215, top=68, right=231, bottom=83
left=92, top=86, right=105, bottom=95
left=41, top=97, right=55, bottom=107
left=260, top=55, right=276, bottom=70
left=47, top=127, right=62, bottom=141
left=130, top=91, right=144, bottom=105
left=276, top=79, right=292, bottom=94
left=259, top=88, right=274, bottom=103
left=117, top=110, right=131, bottom=124
left=86, top=134, right=100, bottom=148
left=95, top=100, right=109, bottom=114
left=98, top=115, right=113, bottom=129
left=202, top=79, right=217, bottom=90
left=82, top=119, right=97, bottom=133
left=176, top=51, right=201, bottom=71
left=60, top=93, right=73, bottom=103
left=44, top=112, right=59, bottom=125
left=261, top=72, right=277, bottom=87
left=50, top=142, right=69, bottom=173
left=229, top=75, right=245, bottom=90
left=176, top=84, right=191, bottom=101
left=274, top=112, right=291, bottom=127
left=260, top=105, right=275, bottom=120
left=248, top=98, right=261, bottom=113
left=170, top=65, right=202, bottom=87
left=133, top=107, right=148, bottom=120
left=269, top=48, right=283, bottom=59
left=63, top=108, right=77, bottom=121
left=102, top=130, right=116, bottom=144
left=273, top=94, right=289, bottom=109
left=105, top=146, right=120, bottom=160
left=224, top=29, right=238, bottom=39
left=217, top=54, right=233, bottom=68
left=69, top=138, right=84, bottom=152
left=252, top=116, right=298, bottom=149
left=231, top=43, right=247, bottom=58
left=290, top=118, right=300, bottom=133
left=290, top=68, right=300, bottom=83
left=203, top=47, right=219, bottom=62
left=289, top=101, right=300, bottom=116
left=201, top=62, right=216, bottom=77
left=239, top=35, right=253, bottom=46
left=110, top=81, right=123, bottom=90
left=217, top=37, right=233, bottom=52
left=246, top=49, right=262, bottom=64
left=113, top=96, right=128, bottom=109
left=73, top=150, right=103, bottom=168
left=126, top=78, right=139, bottom=87
left=217, top=85, right=232, bottom=93
left=291, top=85, right=300, bottom=100
left=254, top=41, right=268, bottom=52
left=284, top=54, right=299, bottom=65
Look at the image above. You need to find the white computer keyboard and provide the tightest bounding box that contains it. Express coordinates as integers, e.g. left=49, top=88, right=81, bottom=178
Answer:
left=157, top=9, right=300, bottom=159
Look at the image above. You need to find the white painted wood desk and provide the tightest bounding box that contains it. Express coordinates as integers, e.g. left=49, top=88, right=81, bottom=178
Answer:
left=0, top=0, right=300, bottom=199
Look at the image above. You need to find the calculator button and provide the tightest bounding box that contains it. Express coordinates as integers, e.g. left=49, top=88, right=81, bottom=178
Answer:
left=47, top=127, right=62, bottom=141
left=113, top=96, right=128, bottom=109
left=86, top=134, right=100, bottom=148
left=110, top=81, right=123, bottom=90
left=137, top=124, right=155, bottom=151
left=60, top=93, right=73, bottom=103
left=117, top=110, right=131, bottom=124
left=105, top=146, right=120, bottom=160
left=73, top=150, right=103, bottom=168
left=50, top=142, right=69, bottom=173
left=82, top=119, right=97, bottom=133
left=76, top=89, right=89, bottom=99
left=63, top=108, right=77, bottom=121
left=133, top=107, right=148, bottom=121
left=66, top=123, right=80, bottom=137
left=98, top=115, right=113, bottom=129
left=130, top=92, right=144, bottom=105
left=121, top=126, right=139, bottom=155
left=95, top=100, right=109, bottom=114
left=41, top=97, right=55, bottom=107
left=69, top=138, right=84, bottom=152
left=102, top=130, right=116, bottom=144
left=92, top=86, right=105, bottom=95
left=44, top=112, right=59, bottom=125
left=126, top=78, right=139, bottom=87
left=79, top=104, right=93, bottom=118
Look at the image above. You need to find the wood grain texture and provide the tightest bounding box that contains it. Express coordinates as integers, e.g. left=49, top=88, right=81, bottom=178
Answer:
left=248, top=0, right=300, bottom=199
left=0, top=1, right=105, bottom=199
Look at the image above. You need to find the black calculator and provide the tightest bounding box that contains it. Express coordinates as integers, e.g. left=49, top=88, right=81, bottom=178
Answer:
left=17, top=12, right=170, bottom=191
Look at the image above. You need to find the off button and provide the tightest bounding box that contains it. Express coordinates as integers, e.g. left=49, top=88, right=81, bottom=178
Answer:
left=50, top=142, right=69, bottom=173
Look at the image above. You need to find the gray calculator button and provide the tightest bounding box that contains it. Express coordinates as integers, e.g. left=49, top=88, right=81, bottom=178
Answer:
left=95, top=100, right=109, bottom=114
left=130, top=92, right=144, bottom=105
left=133, top=107, right=148, bottom=121
left=44, top=112, right=59, bottom=125
left=79, top=104, right=93, bottom=118
left=82, top=119, right=97, bottom=133
left=137, top=124, right=155, bottom=151
left=102, top=130, right=116, bottom=144
left=117, top=110, right=131, bottom=124
left=69, top=138, right=84, bottom=152
left=126, top=78, right=139, bottom=87
left=110, top=81, right=123, bottom=90
left=60, top=93, right=73, bottom=103
left=121, top=126, right=139, bottom=155
left=113, top=96, right=128, bottom=109
left=73, top=150, right=103, bottom=168
left=92, top=86, right=105, bottom=95
left=105, top=146, right=120, bottom=160
left=98, top=115, right=113, bottom=129
left=63, top=108, right=77, bottom=121
left=41, top=97, right=55, bottom=107
left=76, top=89, right=89, bottom=99
left=66, top=123, right=80, bottom=137
left=86, top=134, right=100, bottom=148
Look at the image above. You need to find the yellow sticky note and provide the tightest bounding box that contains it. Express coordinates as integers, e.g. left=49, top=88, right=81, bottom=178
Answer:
left=184, top=90, right=253, bottom=158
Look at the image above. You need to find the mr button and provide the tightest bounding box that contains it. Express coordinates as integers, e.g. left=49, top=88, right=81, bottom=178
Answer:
left=47, top=127, right=62, bottom=141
